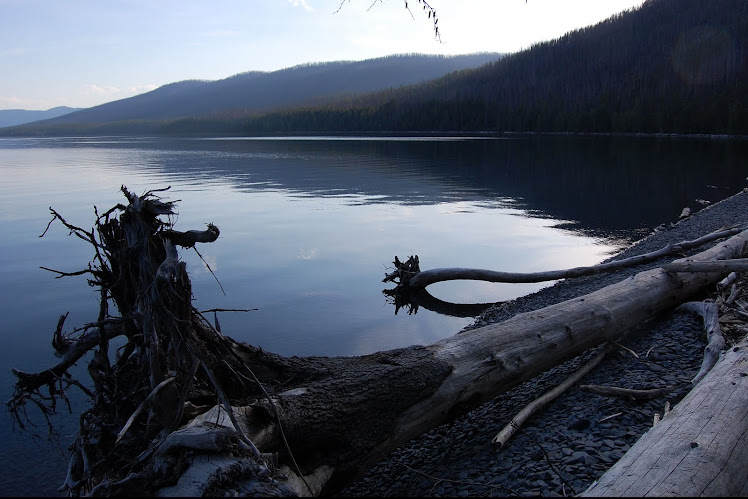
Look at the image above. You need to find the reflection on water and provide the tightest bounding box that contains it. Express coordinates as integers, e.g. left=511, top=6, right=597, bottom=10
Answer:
left=0, top=134, right=746, bottom=496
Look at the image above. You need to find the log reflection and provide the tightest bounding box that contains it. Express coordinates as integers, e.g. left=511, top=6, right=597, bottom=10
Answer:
left=382, top=286, right=497, bottom=318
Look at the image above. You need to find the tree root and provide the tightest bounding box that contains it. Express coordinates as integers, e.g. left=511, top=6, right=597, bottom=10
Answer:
left=6, top=186, right=283, bottom=496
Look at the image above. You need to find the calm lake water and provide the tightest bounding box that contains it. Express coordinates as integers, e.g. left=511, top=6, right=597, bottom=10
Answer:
left=0, top=134, right=745, bottom=495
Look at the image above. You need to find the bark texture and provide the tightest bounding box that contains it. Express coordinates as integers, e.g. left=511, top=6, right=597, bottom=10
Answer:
left=9, top=187, right=748, bottom=497
left=582, top=337, right=748, bottom=497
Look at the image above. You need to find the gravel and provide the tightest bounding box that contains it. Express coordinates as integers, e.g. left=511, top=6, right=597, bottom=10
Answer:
left=341, top=188, right=748, bottom=497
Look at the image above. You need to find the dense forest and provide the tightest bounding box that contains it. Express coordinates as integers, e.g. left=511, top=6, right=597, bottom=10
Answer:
left=236, top=0, right=747, bottom=136
left=3, top=0, right=746, bottom=136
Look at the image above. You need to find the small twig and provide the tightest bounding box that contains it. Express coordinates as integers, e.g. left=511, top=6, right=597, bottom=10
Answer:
left=116, top=377, right=175, bottom=444
left=599, top=412, right=623, bottom=422
left=579, top=384, right=674, bottom=401
left=520, top=428, right=578, bottom=496
left=199, top=308, right=259, bottom=313
left=39, top=266, right=94, bottom=279
left=220, top=359, right=315, bottom=496
left=197, top=357, right=261, bottom=458
left=612, top=341, right=640, bottom=358
left=192, top=245, right=225, bottom=296
left=334, top=0, right=442, bottom=41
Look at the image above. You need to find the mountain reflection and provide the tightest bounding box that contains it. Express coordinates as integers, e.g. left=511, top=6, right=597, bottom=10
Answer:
left=64, top=134, right=746, bottom=245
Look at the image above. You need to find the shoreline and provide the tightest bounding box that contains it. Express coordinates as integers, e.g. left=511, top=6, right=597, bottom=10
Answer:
left=342, top=188, right=748, bottom=497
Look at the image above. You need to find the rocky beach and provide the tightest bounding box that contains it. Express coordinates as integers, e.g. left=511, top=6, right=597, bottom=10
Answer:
left=342, top=187, right=748, bottom=497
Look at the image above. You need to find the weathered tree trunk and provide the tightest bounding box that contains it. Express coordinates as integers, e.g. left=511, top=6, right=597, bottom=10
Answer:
left=223, top=227, right=748, bottom=493
left=581, top=336, right=748, bottom=497
left=9, top=188, right=748, bottom=497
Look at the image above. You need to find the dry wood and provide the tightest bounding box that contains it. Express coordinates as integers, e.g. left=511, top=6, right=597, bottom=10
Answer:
left=582, top=336, right=748, bottom=497
left=611, top=341, right=639, bottom=358
left=677, top=301, right=726, bottom=384
left=491, top=346, right=608, bottom=448
left=162, top=224, right=219, bottom=247
left=116, top=377, right=175, bottom=444
left=718, top=271, right=739, bottom=289
left=9, top=187, right=748, bottom=497
left=383, top=226, right=744, bottom=294
left=663, top=257, right=748, bottom=273
left=578, top=384, right=675, bottom=401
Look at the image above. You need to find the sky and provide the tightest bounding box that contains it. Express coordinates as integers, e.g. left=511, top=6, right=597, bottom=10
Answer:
left=1, top=0, right=647, bottom=111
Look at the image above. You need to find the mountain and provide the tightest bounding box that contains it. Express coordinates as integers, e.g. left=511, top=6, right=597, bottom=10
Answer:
left=5, top=0, right=745, bottom=137
left=238, top=0, right=747, bottom=135
left=21, top=53, right=502, bottom=127
left=0, top=106, right=82, bottom=128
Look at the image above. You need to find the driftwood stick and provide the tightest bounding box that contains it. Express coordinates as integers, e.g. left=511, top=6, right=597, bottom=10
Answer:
left=677, top=301, right=727, bottom=384
left=405, top=226, right=745, bottom=289
left=491, top=347, right=609, bottom=448
left=612, top=341, right=639, bottom=358
left=579, top=384, right=675, bottom=401
left=197, top=358, right=262, bottom=459
left=9, top=323, right=126, bottom=394
left=161, top=223, right=219, bottom=248
left=599, top=412, right=623, bottom=422
left=718, top=271, right=739, bottom=290
left=116, top=377, right=175, bottom=443
left=726, top=283, right=740, bottom=305
left=662, top=258, right=748, bottom=273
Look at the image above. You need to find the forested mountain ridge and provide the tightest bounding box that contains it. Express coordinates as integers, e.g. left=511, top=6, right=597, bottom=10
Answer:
left=2, top=53, right=500, bottom=130
left=240, top=0, right=747, bottom=135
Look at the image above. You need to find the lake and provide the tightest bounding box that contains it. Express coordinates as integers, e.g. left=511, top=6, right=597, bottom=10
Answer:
left=0, top=134, right=745, bottom=495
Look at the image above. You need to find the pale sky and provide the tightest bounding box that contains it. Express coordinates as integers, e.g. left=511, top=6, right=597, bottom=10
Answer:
left=1, top=0, right=646, bottom=110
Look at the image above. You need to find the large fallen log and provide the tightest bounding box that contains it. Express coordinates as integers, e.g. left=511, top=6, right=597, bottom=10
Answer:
left=223, top=226, right=748, bottom=494
left=581, top=335, right=748, bottom=497
left=8, top=188, right=748, bottom=497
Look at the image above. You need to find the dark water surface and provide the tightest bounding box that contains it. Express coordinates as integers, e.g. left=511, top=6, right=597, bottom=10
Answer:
left=0, top=134, right=745, bottom=495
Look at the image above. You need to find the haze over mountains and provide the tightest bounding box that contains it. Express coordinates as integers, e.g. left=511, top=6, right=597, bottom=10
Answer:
left=2, top=0, right=746, bottom=136
left=0, top=106, right=82, bottom=127
left=0, top=53, right=501, bottom=128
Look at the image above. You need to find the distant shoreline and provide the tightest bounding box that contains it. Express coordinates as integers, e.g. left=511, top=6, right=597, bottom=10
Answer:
left=2, top=129, right=748, bottom=141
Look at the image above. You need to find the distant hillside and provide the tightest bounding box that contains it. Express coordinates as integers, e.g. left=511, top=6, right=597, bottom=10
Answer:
left=238, top=0, right=747, bottom=135
left=0, top=106, right=82, bottom=128
left=21, top=53, right=502, bottom=128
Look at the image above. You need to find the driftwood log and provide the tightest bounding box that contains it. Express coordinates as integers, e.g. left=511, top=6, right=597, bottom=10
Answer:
left=383, top=227, right=745, bottom=292
left=582, top=336, right=748, bottom=497
left=7, top=187, right=748, bottom=496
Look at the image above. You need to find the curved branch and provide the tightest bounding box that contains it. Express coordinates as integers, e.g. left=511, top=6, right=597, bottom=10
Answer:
left=9, top=322, right=127, bottom=395
left=161, top=223, right=220, bottom=248
left=393, top=226, right=745, bottom=291
left=677, top=301, right=727, bottom=384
